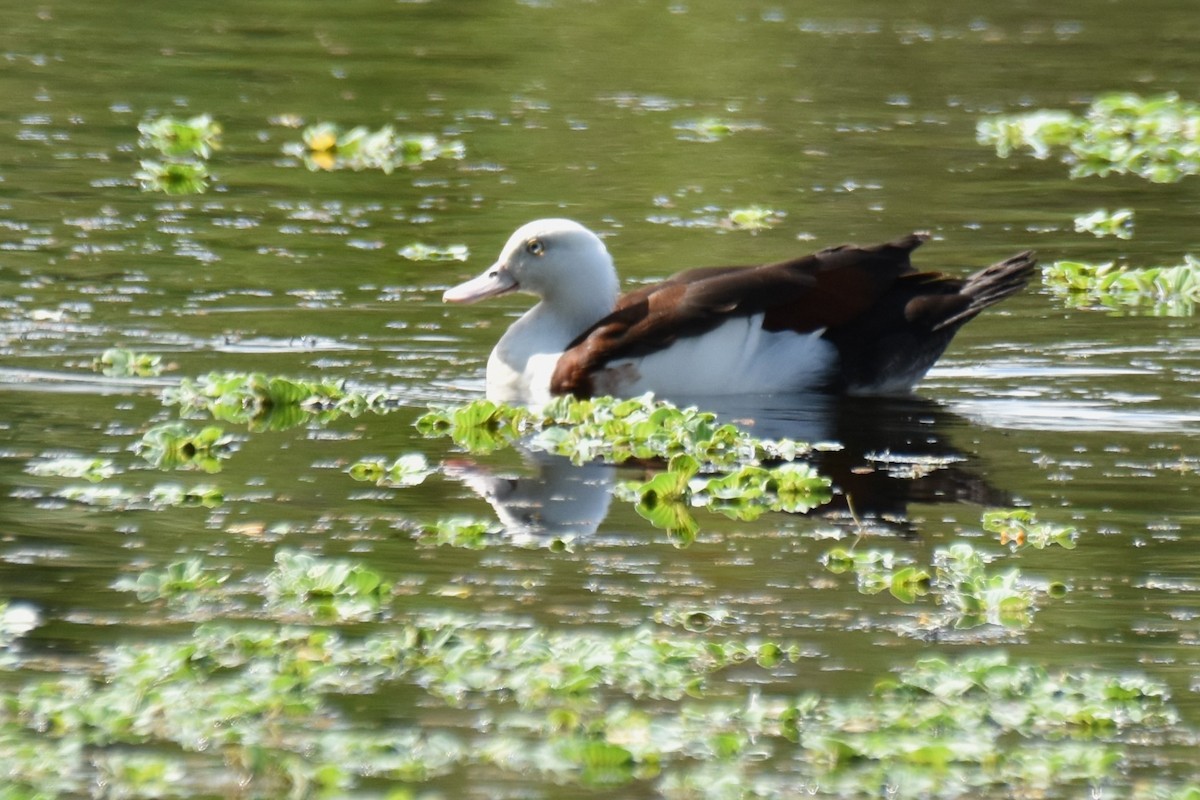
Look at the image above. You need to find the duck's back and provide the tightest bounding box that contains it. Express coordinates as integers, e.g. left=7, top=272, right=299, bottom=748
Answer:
left=551, top=233, right=946, bottom=398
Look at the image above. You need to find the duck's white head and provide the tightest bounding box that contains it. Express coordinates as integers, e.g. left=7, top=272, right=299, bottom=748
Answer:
left=443, top=219, right=619, bottom=317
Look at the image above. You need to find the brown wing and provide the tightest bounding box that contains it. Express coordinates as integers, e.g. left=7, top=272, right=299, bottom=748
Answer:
left=549, top=233, right=930, bottom=397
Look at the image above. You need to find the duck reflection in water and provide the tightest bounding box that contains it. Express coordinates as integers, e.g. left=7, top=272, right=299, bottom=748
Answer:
left=441, top=394, right=1009, bottom=539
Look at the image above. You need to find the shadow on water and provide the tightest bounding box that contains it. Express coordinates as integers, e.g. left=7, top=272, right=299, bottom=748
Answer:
left=444, top=392, right=1009, bottom=538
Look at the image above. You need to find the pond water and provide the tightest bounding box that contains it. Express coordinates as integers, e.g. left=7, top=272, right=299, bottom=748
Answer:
left=2, top=1, right=1199, bottom=798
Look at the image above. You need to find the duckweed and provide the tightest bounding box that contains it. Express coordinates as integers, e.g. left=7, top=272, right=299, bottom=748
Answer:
left=1, top=547, right=1189, bottom=799
left=1074, top=207, right=1134, bottom=239
left=398, top=242, right=470, bottom=262
left=166, top=371, right=393, bottom=431
left=1043, top=256, right=1200, bottom=315
left=348, top=453, right=434, bottom=487
left=823, top=521, right=1066, bottom=630
left=134, top=158, right=210, bottom=195
left=136, top=421, right=236, bottom=472
left=726, top=205, right=786, bottom=231
left=619, top=453, right=831, bottom=541
left=419, top=394, right=815, bottom=470
left=25, top=455, right=116, bottom=482
left=977, top=92, right=1200, bottom=182
left=673, top=117, right=763, bottom=142
left=54, top=482, right=224, bottom=510
left=284, top=122, right=465, bottom=172
left=982, top=509, right=1078, bottom=550
left=137, top=113, right=222, bottom=159
left=93, top=347, right=164, bottom=377
left=135, top=114, right=220, bottom=195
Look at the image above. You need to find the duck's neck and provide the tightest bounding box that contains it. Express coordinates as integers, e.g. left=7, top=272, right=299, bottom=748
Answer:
left=488, top=283, right=618, bottom=403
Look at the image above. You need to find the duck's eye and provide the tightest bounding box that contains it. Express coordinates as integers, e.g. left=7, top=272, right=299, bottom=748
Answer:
left=525, top=238, right=545, bottom=256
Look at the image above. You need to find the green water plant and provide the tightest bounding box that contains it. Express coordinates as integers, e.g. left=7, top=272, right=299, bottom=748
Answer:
left=982, top=509, right=1078, bottom=550
left=25, top=456, right=115, bottom=483
left=138, top=113, right=222, bottom=159
left=1074, top=208, right=1134, bottom=239
left=0, top=547, right=1194, bottom=799
left=136, top=422, right=236, bottom=473
left=134, top=114, right=220, bottom=195
left=398, top=242, right=470, bottom=262
left=264, top=550, right=392, bottom=622
left=348, top=453, right=434, bottom=487
left=672, top=117, right=763, bottom=142
left=121, top=558, right=231, bottom=603
left=93, top=347, right=164, bottom=377
left=1043, top=256, right=1200, bottom=315
left=417, top=517, right=496, bottom=550
left=977, top=92, right=1200, bottom=183
left=823, top=525, right=1063, bottom=629
left=619, top=453, right=832, bottom=542
left=166, top=371, right=392, bottom=431
left=134, top=158, right=210, bottom=195
left=284, top=122, right=465, bottom=173
left=54, top=482, right=224, bottom=510
left=726, top=205, right=785, bottom=231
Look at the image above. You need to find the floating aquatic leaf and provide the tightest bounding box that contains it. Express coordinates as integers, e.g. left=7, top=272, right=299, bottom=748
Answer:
left=398, top=242, right=469, bottom=262
left=1043, top=256, right=1200, bottom=315
left=284, top=122, right=464, bottom=173
left=165, top=371, right=392, bottom=431
left=135, top=158, right=210, bottom=194
left=138, top=113, right=222, bottom=158
left=122, top=558, right=230, bottom=602
left=93, top=347, right=164, bottom=377
left=136, top=422, right=236, bottom=473
left=348, top=453, right=434, bottom=487
left=1074, top=208, right=1134, bottom=239
left=983, top=509, right=1078, bottom=550
left=978, top=93, right=1200, bottom=183
left=418, top=517, right=495, bottom=549
left=726, top=205, right=785, bottom=231
left=673, top=117, right=763, bottom=142
left=26, top=456, right=116, bottom=483
left=416, top=400, right=533, bottom=454
left=265, top=550, right=391, bottom=622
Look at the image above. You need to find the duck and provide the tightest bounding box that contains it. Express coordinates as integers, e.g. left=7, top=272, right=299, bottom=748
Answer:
left=443, top=219, right=1036, bottom=405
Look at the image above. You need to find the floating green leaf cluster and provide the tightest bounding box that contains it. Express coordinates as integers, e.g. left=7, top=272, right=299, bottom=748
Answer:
left=412, top=396, right=830, bottom=541
left=284, top=122, right=465, bottom=173
left=823, top=531, right=1067, bottom=628
left=786, top=652, right=1179, bottom=797
left=982, top=508, right=1078, bottom=550
left=1, top=548, right=1192, bottom=799
left=1043, top=256, right=1200, bottom=315
left=55, top=482, right=224, bottom=510
left=673, top=117, right=764, bottom=142
left=120, top=557, right=231, bottom=603
left=977, top=92, right=1200, bottom=183
left=1074, top=207, right=1134, bottom=239
left=348, top=453, right=434, bottom=487
left=416, top=517, right=497, bottom=550
left=415, top=398, right=534, bottom=454
left=421, top=394, right=811, bottom=469
left=133, top=159, right=210, bottom=195
left=726, top=205, right=786, bottom=231
left=165, top=371, right=393, bottom=431
left=136, top=421, right=236, bottom=473
left=25, top=456, right=115, bottom=483
left=138, top=113, right=222, bottom=159
left=619, top=452, right=832, bottom=542
left=135, top=113, right=220, bottom=194
left=264, top=550, right=392, bottom=622
left=92, top=347, right=164, bottom=377
left=398, top=242, right=470, bottom=262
